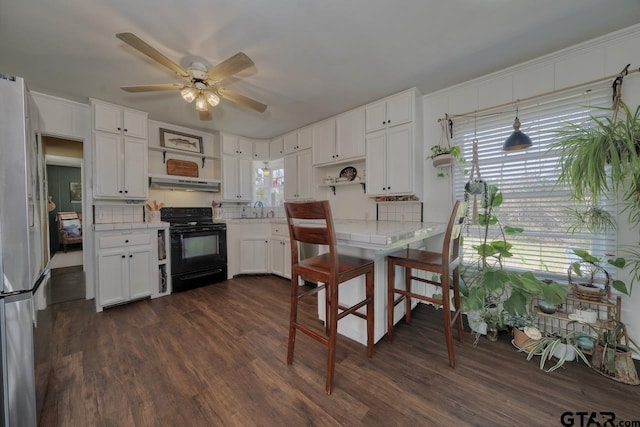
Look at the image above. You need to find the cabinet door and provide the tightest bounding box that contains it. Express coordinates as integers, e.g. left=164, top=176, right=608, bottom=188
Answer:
left=336, top=108, right=365, bottom=161
left=253, top=142, right=270, bottom=160
left=222, top=133, right=240, bottom=155
left=284, top=153, right=298, bottom=200
left=97, top=248, right=128, bottom=307
left=283, top=238, right=291, bottom=279
left=297, top=149, right=313, bottom=200
left=386, top=91, right=413, bottom=128
left=298, top=127, right=313, bottom=151
left=93, top=132, right=121, bottom=198
left=123, top=109, right=147, bottom=139
left=270, top=237, right=285, bottom=277
left=94, top=102, right=123, bottom=134
left=128, top=246, right=153, bottom=300
left=312, top=119, right=337, bottom=166
left=240, top=239, right=268, bottom=273
left=385, top=124, right=413, bottom=195
left=222, top=155, right=239, bottom=200
left=270, top=138, right=284, bottom=159
left=365, top=131, right=387, bottom=196
left=237, top=138, right=253, bottom=158
left=123, top=137, right=148, bottom=199
left=238, top=157, right=253, bottom=201
left=365, top=100, right=386, bottom=133
left=283, top=132, right=298, bottom=154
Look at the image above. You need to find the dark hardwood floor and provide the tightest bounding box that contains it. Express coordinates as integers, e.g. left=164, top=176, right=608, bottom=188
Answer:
left=41, top=274, right=640, bottom=426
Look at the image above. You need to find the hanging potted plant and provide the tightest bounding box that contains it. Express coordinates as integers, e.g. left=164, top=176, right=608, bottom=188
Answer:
left=429, top=144, right=464, bottom=168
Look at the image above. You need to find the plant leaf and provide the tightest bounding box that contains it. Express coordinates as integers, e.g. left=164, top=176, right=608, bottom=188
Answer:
left=503, top=225, right=524, bottom=234
left=612, top=280, right=629, bottom=295
left=607, top=257, right=626, bottom=269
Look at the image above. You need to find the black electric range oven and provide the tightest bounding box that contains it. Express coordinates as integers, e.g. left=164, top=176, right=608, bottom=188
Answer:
left=160, top=207, right=227, bottom=292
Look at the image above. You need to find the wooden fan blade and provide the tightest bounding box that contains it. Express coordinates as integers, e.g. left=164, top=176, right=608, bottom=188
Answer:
left=116, top=32, right=190, bottom=78
left=198, top=109, right=212, bottom=121
left=218, top=88, right=267, bottom=113
left=120, top=83, right=184, bottom=92
left=206, top=52, right=254, bottom=82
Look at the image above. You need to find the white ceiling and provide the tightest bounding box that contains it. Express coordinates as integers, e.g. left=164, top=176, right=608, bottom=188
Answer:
left=2, top=0, right=640, bottom=139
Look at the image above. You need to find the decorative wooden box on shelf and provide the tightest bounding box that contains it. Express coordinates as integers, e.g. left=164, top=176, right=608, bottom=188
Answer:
left=532, top=290, right=622, bottom=353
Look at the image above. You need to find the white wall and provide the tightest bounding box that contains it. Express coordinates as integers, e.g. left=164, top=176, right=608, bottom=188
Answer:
left=422, top=24, right=640, bottom=348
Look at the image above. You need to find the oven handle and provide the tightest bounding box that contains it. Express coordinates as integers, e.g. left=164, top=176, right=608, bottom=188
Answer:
left=180, top=234, right=185, bottom=259
left=181, top=269, right=223, bottom=280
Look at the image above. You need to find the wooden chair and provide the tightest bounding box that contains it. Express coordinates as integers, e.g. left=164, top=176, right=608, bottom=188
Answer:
left=284, top=200, right=374, bottom=394
left=57, top=211, right=83, bottom=252
left=386, top=200, right=467, bottom=368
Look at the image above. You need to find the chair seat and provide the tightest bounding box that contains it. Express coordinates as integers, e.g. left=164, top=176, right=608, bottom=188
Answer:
left=387, top=248, right=443, bottom=269
left=297, top=253, right=374, bottom=283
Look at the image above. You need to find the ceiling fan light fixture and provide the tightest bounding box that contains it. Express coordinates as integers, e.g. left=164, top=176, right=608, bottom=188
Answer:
left=503, top=116, right=532, bottom=151
left=205, top=92, right=220, bottom=107
left=195, top=94, right=209, bottom=112
left=180, top=87, right=198, bottom=103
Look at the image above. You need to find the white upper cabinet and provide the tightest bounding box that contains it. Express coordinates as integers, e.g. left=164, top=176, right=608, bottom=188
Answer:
left=283, top=126, right=312, bottom=155
left=284, top=149, right=313, bottom=201
left=365, top=90, right=414, bottom=133
left=270, top=137, right=284, bottom=159
left=253, top=141, right=270, bottom=160
left=94, top=101, right=147, bottom=139
left=222, top=133, right=253, bottom=157
left=311, top=118, right=337, bottom=166
left=91, top=99, right=148, bottom=200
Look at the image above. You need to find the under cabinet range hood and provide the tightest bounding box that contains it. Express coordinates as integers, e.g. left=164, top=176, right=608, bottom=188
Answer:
left=148, top=175, right=221, bottom=192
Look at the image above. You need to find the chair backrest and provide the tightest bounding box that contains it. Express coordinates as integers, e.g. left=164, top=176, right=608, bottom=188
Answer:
left=57, top=212, right=82, bottom=237
left=284, top=200, right=338, bottom=271
left=442, top=201, right=467, bottom=267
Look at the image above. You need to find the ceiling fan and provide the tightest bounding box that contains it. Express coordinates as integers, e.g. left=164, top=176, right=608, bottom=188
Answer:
left=116, top=32, right=267, bottom=120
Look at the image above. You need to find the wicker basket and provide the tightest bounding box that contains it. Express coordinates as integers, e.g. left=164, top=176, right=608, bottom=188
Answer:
left=567, top=267, right=608, bottom=301
left=591, top=321, right=639, bottom=385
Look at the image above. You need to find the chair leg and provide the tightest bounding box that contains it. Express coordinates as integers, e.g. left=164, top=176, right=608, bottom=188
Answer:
left=366, top=270, right=374, bottom=358
left=387, top=258, right=395, bottom=342
left=405, top=267, right=412, bottom=325
left=452, top=266, right=464, bottom=343
left=287, top=273, right=299, bottom=365
left=326, top=281, right=339, bottom=395
left=440, top=272, right=455, bottom=368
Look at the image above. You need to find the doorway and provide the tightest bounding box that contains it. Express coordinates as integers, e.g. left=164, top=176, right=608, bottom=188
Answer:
left=44, top=136, right=85, bottom=302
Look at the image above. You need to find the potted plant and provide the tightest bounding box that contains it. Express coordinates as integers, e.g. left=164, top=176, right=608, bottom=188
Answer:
left=461, top=184, right=568, bottom=337
left=504, top=312, right=541, bottom=352
left=568, top=248, right=634, bottom=296
left=526, top=328, right=591, bottom=372
left=591, top=319, right=640, bottom=385
left=429, top=144, right=465, bottom=176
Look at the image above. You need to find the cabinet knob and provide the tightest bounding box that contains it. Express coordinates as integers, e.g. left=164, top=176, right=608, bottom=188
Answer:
left=129, top=254, right=133, bottom=258
left=124, top=190, right=128, bottom=194
left=387, top=120, right=391, bottom=124
left=383, top=187, right=386, bottom=191
left=121, top=255, right=126, bottom=258
left=119, top=190, right=123, bottom=193
left=382, top=121, right=386, bottom=125
left=117, top=127, right=122, bottom=131
left=124, top=128, right=128, bottom=132
left=125, top=240, right=129, bottom=243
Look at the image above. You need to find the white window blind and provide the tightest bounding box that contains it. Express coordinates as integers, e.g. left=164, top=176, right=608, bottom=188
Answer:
left=452, top=86, right=616, bottom=281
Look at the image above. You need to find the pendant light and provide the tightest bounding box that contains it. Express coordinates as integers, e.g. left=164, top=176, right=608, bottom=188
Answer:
left=503, top=104, right=532, bottom=151
left=262, top=162, right=270, bottom=177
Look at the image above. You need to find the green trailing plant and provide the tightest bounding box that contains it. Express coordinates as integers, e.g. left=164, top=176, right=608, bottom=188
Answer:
left=566, top=203, right=616, bottom=234
left=503, top=312, right=538, bottom=329
left=594, top=319, right=640, bottom=376
left=461, top=184, right=567, bottom=330
left=526, top=327, right=591, bottom=373
left=429, top=145, right=466, bottom=177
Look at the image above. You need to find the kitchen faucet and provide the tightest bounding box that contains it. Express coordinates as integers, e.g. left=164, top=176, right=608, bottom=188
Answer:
left=254, top=201, right=264, bottom=217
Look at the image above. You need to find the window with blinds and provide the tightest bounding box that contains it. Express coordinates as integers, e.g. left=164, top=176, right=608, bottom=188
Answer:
left=452, top=86, right=616, bottom=282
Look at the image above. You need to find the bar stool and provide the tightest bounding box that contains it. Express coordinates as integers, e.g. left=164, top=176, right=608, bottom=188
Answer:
left=386, top=200, right=466, bottom=368
left=284, top=200, right=374, bottom=394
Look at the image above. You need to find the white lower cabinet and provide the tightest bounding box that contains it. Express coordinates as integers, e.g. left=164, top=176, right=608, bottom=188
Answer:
left=270, top=223, right=291, bottom=278
left=239, top=238, right=269, bottom=274
left=95, top=230, right=154, bottom=311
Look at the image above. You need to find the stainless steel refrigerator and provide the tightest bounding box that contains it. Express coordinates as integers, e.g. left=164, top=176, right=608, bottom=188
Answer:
left=0, top=74, right=52, bottom=427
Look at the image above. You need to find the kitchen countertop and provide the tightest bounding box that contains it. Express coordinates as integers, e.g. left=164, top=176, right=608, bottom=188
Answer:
left=94, top=221, right=170, bottom=231
left=222, top=218, right=446, bottom=250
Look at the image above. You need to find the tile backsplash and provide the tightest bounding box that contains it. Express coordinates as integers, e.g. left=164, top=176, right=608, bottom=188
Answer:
left=220, top=204, right=286, bottom=219
left=95, top=205, right=145, bottom=224
left=376, top=201, right=423, bottom=222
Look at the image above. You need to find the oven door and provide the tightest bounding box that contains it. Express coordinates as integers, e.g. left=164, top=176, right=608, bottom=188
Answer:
left=170, top=228, right=227, bottom=275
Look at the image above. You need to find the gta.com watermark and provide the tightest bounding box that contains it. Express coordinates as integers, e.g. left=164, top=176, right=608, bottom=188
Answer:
left=560, top=412, right=640, bottom=427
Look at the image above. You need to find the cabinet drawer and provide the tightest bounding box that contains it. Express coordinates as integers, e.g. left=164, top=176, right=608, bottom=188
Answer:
left=271, top=223, right=289, bottom=237
left=98, top=233, right=151, bottom=249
